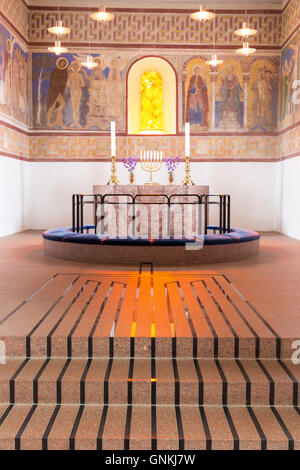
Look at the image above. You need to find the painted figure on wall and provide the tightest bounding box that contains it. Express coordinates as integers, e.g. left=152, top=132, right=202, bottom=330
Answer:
left=280, top=33, right=300, bottom=125
left=12, top=45, right=20, bottom=112
left=88, top=57, right=107, bottom=127
left=11, top=45, right=28, bottom=123
left=32, top=52, right=129, bottom=131
left=281, top=51, right=294, bottom=121
left=249, top=62, right=278, bottom=131
left=289, top=38, right=300, bottom=115
left=217, top=64, right=243, bottom=130
left=185, top=66, right=209, bottom=127
left=66, top=61, right=87, bottom=127
left=46, top=56, right=68, bottom=127
left=19, top=50, right=27, bottom=118
left=4, top=38, right=12, bottom=112
left=0, top=24, right=29, bottom=124
left=108, top=57, right=123, bottom=118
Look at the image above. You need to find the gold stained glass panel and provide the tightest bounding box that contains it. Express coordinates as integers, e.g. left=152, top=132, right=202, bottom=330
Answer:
left=140, top=70, right=163, bottom=131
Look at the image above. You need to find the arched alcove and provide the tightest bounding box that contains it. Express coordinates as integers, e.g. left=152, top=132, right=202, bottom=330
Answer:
left=127, top=56, right=177, bottom=135
left=140, top=70, right=163, bottom=131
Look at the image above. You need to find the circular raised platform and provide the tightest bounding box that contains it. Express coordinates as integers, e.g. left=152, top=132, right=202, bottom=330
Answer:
left=43, top=226, right=260, bottom=265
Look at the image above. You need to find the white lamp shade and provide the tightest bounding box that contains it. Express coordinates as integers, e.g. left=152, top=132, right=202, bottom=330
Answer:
left=48, top=20, right=70, bottom=36
left=48, top=40, right=68, bottom=55
left=236, top=42, right=256, bottom=56
left=191, top=5, right=216, bottom=23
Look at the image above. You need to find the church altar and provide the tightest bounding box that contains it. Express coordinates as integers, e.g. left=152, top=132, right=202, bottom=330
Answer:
left=93, top=184, right=209, bottom=238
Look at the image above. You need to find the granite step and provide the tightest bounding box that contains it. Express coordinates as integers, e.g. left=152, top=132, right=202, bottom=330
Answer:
left=0, top=403, right=299, bottom=450
left=0, top=273, right=295, bottom=360
left=3, top=336, right=292, bottom=360
left=1, top=357, right=299, bottom=407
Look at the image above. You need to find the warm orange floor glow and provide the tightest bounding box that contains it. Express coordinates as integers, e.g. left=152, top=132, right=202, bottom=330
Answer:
left=131, top=321, right=136, bottom=337
left=151, top=321, right=156, bottom=337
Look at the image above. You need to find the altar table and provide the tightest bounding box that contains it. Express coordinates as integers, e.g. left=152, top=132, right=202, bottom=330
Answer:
left=93, top=185, right=209, bottom=238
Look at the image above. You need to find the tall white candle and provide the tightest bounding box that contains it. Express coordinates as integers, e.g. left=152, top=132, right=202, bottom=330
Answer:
left=111, top=121, right=116, bottom=156
left=185, top=122, right=190, bottom=157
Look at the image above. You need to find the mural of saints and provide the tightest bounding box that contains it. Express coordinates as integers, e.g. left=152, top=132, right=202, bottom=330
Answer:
left=33, top=51, right=134, bottom=130
left=281, top=51, right=294, bottom=122
left=12, top=46, right=20, bottom=112
left=47, top=57, right=68, bottom=127
left=66, top=61, right=88, bottom=128
left=288, top=37, right=300, bottom=115
left=12, top=45, right=28, bottom=123
left=0, top=26, right=28, bottom=124
left=108, top=58, right=123, bottom=118
left=19, top=51, right=27, bottom=119
left=186, top=66, right=209, bottom=127
left=87, top=55, right=124, bottom=129
left=248, top=61, right=278, bottom=131
left=45, top=57, right=91, bottom=128
left=217, top=64, right=243, bottom=130
left=88, top=57, right=107, bottom=127
left=3, top=38, right=12, bottom=113
left=280, top=31, right=300, bottom=124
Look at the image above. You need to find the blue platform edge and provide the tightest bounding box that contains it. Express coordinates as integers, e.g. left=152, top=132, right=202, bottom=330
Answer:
left=43, top=226, right=260, bottom=246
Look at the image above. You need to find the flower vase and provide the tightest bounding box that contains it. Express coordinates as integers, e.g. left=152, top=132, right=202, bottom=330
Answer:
left=129, top=171, right=134, bottom=184
left=169, top=171, right=174, bottom=184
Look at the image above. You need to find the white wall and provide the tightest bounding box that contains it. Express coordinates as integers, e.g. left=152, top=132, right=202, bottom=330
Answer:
left=29, top=160, right=279, bottom=232
left=278, top=156, right=300, bottom=240
left=2, top=153, right=298, bottom=239
left=0, top=157, right=30, bottom=237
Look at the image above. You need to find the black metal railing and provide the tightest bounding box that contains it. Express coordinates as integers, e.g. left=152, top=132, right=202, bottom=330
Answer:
left=72, top=193, right=231, bottom=236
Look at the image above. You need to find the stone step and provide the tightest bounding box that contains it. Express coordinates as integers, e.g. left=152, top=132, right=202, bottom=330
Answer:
left=0, top=273, right=295, bottom=360
left=0, top=403, right=299, bottom=450
left=1, top=358, right=299, bottom=407
left=3, top=336, right=292, bottom=360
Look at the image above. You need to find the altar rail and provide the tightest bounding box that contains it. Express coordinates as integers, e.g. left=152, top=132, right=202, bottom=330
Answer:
left=72, top=193, right=231, bottom=237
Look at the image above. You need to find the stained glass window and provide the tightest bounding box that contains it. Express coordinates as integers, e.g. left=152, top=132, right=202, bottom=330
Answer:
left=140, top=70, right=163, bottom=131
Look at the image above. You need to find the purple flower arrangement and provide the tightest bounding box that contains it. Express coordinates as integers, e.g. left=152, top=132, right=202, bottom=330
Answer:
left=164, top=156, right=179, bottom=173
left=122, top=157, right=138, bottom=172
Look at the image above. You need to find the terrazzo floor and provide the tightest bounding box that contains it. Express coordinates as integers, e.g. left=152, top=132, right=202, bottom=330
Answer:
left=0, top=231, right=299, bottom=450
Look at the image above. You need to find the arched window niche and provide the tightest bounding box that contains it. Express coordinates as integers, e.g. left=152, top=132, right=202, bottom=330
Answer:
left=127, top=57, right=177, bottom=135
left=141, top=70, right=163, bottom=131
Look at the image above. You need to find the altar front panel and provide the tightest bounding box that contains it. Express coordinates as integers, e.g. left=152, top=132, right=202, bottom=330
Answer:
left=93, top=185, right=209, bottom=239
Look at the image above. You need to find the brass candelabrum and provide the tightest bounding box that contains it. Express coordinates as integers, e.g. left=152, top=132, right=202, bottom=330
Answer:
left=182, top=155, right=194, bottom=185
left=140, top=151, right=163, bottom=185
left=107, top=155, right=119, bottom=185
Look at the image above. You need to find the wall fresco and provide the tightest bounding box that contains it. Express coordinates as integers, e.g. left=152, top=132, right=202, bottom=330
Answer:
left=216, top=60, right=244, bottom=131
left=0, top=23, right=29, bottom=126
left=0, top=3, right=298, bottom=161
left=280, top=29, right=300, bottom=131
left=183, top=56, right=279, bottom=133
left=32, top=52, right=129, bottom=131
left=248, top=59, right=278, bottom=132
left=184, top=58, right=210, bottom=130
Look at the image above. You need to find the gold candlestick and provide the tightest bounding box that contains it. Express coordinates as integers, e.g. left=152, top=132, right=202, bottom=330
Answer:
left=140, top=151, right=163, bottom=185
left=182, top=156, right=194, bottom=185
left=107, top=155, right=119, bottom=185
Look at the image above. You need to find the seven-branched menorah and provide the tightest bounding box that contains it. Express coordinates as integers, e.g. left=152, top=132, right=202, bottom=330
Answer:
left=140, top=150, right=163, bottom=185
